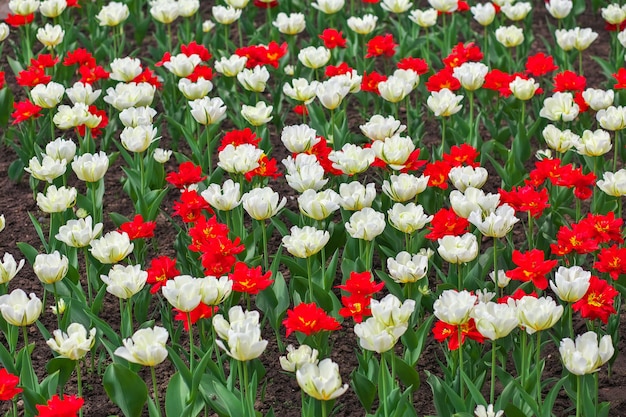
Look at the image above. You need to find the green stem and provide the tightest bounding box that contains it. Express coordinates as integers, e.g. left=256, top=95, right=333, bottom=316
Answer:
left=260, top=220, right=268, bottom=272
left=493, top=238, right=498, bottom=285
left=576, top=375, right=582, bottom=417
left=329, top=108, right=336, bottom=149
left=458, top=325, right=465, bottom=400
left=614, top=130, right=620, bottom=172
left=321, top=400, right=329, bottom=417
left=490, top=341, right=497, bottom=405
left=527, top=214, right=534, bottom=251
left=151, top=366, right=162, bottom=417
left=521, top=330, right=527, bottom=388
left=380, top=352, right=390, bottom=417
left=83, top=248, right=93, bottom=306
left=307, top=256, right=313, bottom=303
left=188, top=312, right=194, bottom=374
left=469, top=90, right=475, bottom=148
left=52, top=282, right=61, bottom=330
left=77, top=361, right=83, bottom=417
left=536, top=331, right=542, bottom=406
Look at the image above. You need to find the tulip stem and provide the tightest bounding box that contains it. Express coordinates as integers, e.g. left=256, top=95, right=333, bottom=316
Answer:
left=536, top=331, right=542, bottom=406
left=151, top=366, right=162, bottom=417
left=260, top=220, right=269, bottom=273
left=490, top=341, right=497, bottom=405
left=576, top=375, right=582, bottom=417
left=188, top=312, right=194, bottom=374
left=307, top=256, right=313, bottom=303
left=83, top=248, right=93, bottom=306
left=76, top=360, right=83, bottom=417
left=458, top=325, right=465, bottom=401
left=380, top=352, right=390, bottom=417
left=493, top=238, right=498, bottom=288
left=469, top=90, right=475, bottom=148
left=321, top=400, right=329, bottom=417
left=52, top=282, right=61, bottom=330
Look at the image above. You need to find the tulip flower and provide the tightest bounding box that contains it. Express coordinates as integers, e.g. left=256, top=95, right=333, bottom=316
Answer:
left=0, top=288, right=42, bottom=326
left=280, top=344, right=319, bottom=372
left=296, top=358, right=348, bottom=400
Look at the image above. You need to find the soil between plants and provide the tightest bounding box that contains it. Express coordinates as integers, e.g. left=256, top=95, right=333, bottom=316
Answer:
left=1, top=1, right=626, bottom=417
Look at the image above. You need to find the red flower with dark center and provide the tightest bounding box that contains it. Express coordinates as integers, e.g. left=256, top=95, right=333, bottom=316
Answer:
left=229, top=262, right=273, bottom=294
left=572, top=276, right=618, bottom=324
left=218, top=128, right=260, bottom=151
left=17, top=67, right=51, bottom=87
left=63, top=48, right=96, bottom=68
left=423, top=160, right=453, bottom=189
left=0, top=72, right=4, bottom=90
left=505, top=249, right=558, bottom=290
left=552, top=70, right=586, bottom=93
left=11, top=100, right=43, bottom=125
left=433, top=318, right=485, bottom=350
left=360, top=71, right=387, bottom=94
left=425, top=208, right=469, bottom=240
left=173, top=303, right=218, bottom=331
left=283, top=303, right=341, bottom=337
left=594, top=245, right=626, bottom=280
left=0, top=368, right=22, bottom=400
left=525, top=52, right=558, bottom=77
left=425, top=68, right=461, bottom=92
left=336, top=271, right=384, bottom=298
left=319, top=28, right=347, bottom=49
left=166, top=161, right=206, bottom=189
left=365, top=34, right=397, bottom=58
left=36, top=394, right=84, bottom=417
left=325, top=62, right=353, bottom=77
left=338, top=294, right=372, bottom=323
left=5, top=13, right=34, bottom=26
left=119, top=214, right=156, bottom=240
left=181, top=41, right=212, bottom=61
left=442, top=144, right=480, bottom=167
left=146, top=256, right=180, bottom=294
left=244, top=154, right=282, bottom=182
left=397, top=57, right=429, bottom=75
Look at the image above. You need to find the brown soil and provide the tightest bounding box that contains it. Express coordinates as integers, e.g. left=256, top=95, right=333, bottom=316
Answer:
left=0, top=1, right=625, bottom=417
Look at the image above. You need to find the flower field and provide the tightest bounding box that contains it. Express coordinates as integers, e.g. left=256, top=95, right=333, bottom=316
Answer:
left=0, top=0, right=625, bottom=416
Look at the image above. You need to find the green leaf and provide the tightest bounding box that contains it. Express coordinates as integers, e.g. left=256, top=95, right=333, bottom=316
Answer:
left=166, top=372, right=201, bottom=417
left=45, top=357, right=76, bottom=393
left=393, top=355, right=420, bottom=393
left=103, top=363, right=148, bottom=417
left=39, top=371, right=60, bottom=398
